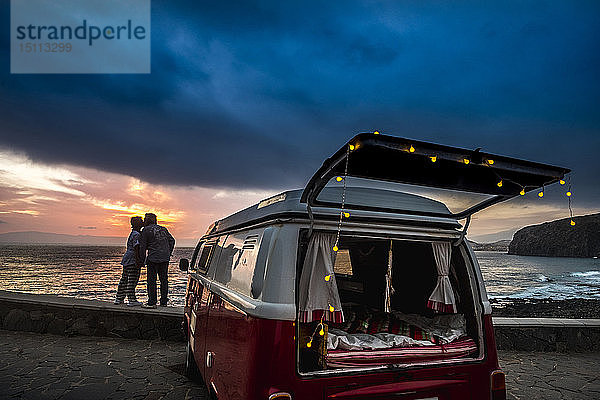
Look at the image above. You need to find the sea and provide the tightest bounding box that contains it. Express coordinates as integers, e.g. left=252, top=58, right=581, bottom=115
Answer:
left=0, top=245, right=599, bottom=306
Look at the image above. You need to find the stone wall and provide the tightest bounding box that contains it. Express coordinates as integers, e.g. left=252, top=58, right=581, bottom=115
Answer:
left=493, top=317, right=600, bottom=352
left=2, top=292, right=600, bottom=352
left=0, top=291, right=185, bottom=342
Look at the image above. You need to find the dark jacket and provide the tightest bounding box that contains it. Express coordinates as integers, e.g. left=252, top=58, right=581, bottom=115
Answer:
left=140, top=224, right=175, bottom=263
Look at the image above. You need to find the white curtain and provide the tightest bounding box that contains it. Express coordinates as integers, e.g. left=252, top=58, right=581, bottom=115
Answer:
left=298, top=233, right=344, bottom=323
left=427, top=242, right=457, bottom=313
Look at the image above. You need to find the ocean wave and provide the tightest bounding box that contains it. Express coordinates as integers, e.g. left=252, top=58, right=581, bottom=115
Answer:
left=506, top=283, right=600, bottom=300
left=571, top=271, right=600, bottom=278
left=537, top=274, right=551, bottom=282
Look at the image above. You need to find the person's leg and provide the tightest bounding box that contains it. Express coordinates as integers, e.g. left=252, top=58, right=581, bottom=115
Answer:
left=125, top=264, right=141, bottom=302
left=146, top=262, right=158, bottom=306
left=115, top=265, right=128, bottom=302
left=157, top=262, right=169, bottom=306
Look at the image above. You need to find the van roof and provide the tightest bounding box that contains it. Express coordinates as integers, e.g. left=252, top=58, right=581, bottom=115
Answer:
left=207, top=186, right=461, bottom=236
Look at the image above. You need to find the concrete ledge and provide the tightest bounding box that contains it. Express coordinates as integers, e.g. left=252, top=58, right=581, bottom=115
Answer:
left=0, top=290, right=185, bottom=341
left=493, top=316, right=600, bottom=352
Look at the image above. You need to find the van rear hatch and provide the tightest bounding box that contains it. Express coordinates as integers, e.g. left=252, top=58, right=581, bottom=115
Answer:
left=301, top=133, right=569, bottom=218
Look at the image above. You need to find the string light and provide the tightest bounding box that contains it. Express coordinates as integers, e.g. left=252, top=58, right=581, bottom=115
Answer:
left=463, top=158, right=470, bottom=165
left=374, top=131, right=380, bottom=135
left=324, top=274, right=331, bottom=282
left=560, top=179, right=566, bottom=185
left=430, top=156, right=437, bottom=163
left=336, top=176, right=343, bottom=182
left=329, top=304, right=334, bottom=312
left=409, top=145, right=415, bottom=153
left=333, top=144, right=351, bottom=252
left=343, top=212, right=350, bottom=218
left=497, top=180, right=503, bottom=188
left=538, top=191, right=544, bottom=198
left=307, top=316, right=325, bottom=348
left=487, top=159, right=495, bottom=165
left=567, top=180, right=575, bottom=227
left=520, top=188, right=526, bottom=196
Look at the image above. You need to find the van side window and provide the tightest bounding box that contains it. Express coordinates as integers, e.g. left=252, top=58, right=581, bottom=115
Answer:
left=197, top=242, right=215, bottom=274
left=213, top=229, right=263, bottom=297
left=189, top=241, right=204, bottom=271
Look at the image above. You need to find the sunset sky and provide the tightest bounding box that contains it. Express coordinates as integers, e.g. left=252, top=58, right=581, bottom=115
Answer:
left=1, top=1, right=599, bottom=245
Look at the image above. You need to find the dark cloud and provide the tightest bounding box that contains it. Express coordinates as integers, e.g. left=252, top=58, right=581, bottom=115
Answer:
left=0, top=1, right=599, bottom=204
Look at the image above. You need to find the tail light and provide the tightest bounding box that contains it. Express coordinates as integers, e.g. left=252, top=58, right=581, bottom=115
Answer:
left=268, top=393, right=292, bottom=400
left=491, top=370, right=506, bottom=400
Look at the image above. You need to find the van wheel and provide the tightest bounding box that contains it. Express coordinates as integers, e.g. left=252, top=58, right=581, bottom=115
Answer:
left=184, top=341, right=200, bottom=381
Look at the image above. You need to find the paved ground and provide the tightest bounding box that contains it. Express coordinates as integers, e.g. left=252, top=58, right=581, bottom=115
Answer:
left=0, top=330, right=598, bottom=399
left=499, top=351, right=600, bottom=399
left=0, top=330, right=207, bottom=400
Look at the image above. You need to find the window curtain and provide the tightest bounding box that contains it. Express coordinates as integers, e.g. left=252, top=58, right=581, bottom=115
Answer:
left=426, top=242, right=457, bottom=313
left=298, top=232, right=344, bottom=323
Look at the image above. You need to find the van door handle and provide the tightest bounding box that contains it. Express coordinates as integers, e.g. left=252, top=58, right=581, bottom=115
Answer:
left=206, top=351, right=214, bottom=368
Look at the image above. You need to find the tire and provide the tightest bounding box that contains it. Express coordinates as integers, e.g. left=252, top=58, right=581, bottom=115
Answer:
left=184, top=340, right=200, bottom=381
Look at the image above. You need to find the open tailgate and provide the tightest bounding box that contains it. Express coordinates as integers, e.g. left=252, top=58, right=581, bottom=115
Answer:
left=301, top=133, right=570, bottom=219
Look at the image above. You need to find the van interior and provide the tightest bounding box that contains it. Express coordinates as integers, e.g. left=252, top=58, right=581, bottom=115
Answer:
left=297, top=231, right=481, bottom=373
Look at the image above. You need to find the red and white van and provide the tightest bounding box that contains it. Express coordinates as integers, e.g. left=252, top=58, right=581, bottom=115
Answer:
left=180, top=133, right=568, bottom=400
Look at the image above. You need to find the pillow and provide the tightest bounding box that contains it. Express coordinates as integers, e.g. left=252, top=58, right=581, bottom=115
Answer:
left=367, top=312, right=390, bottom=334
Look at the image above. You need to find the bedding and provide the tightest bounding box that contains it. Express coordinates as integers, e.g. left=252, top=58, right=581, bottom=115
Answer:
left=328, top=307, right=468, bottom=351
left=326, top=337, right=478, bottom=368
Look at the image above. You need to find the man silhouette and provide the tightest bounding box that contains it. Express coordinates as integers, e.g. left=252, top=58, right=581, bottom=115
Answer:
left=139, top=213, right=175, bottom=308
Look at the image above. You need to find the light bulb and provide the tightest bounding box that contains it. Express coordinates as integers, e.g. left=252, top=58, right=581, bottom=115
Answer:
left=487, top=159, right=495, bottom=165
left=430, top=156, right=437, bottom=163
left=497, top=180, right=503, bottom=188
left=306, top=341, right=312, bottom=348
left=520, top=189, right=526, bottom=196
left=566, top=191, right=572, bottom=197
left=409, top=145, right=415, bottom=153
left=570, top=220, right=576, bottom=226
left=463, top=158, right=470, bottom=165
left=324, top=275, right=331, bottom=282
left=319, top=329, right=324, bottom=336
left=329, top=305, right=334, bottom=312
left=538, top=191, right=544, bottom=198
left=333, top=245, right=338, bottom=252
left=349, top=144, right=355, bottom=151
left=343, top=212, right=350, bottom=218
left=374, top=131, right=379, bottom=135
left=336, top=176, right=343, bottom=182
left=560, top=179, right=565, bottom=185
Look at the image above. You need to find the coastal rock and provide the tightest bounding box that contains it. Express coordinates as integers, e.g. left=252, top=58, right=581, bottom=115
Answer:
left=508, top=213, right=600, bottom=257
left=468, top=239, right=510, bottom=252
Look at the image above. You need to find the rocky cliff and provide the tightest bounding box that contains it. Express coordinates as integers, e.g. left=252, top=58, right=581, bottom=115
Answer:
left=468, top=239, right=510, bottom=252
left=508, top=213, right=600, bottom=258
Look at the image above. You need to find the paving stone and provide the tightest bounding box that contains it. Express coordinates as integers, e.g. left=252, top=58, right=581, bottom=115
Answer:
left=80, top=363, right=117, bottom=378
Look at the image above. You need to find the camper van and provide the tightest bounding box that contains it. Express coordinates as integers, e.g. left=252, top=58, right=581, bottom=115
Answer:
left=180, top=133, right=569, bottom=400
